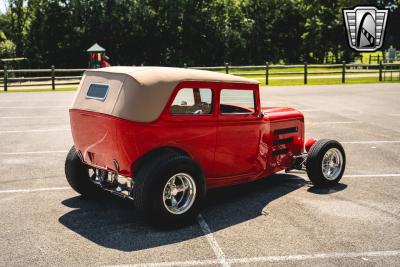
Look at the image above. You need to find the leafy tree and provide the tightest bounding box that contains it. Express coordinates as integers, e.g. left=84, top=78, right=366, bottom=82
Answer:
left=0, top=0, right=398, bottom=67
left=0, top=31, right=16, bottom=58
left=25, top=0, right=80, bottom=67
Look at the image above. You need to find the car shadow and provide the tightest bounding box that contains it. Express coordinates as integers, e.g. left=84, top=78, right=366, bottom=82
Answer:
left=58, top=174, right=345, bottom=252
left=307, top=183, right=347, bottom=194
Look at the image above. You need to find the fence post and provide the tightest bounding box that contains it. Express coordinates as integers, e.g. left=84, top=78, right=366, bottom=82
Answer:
left=3, top=65, right=7, bottom=92
left=369, top=55, right=371, bottom=64
left=377, top=54, right=380, bottom=64
left=379, top=60, right=383, bottom=81
left=265, top=61, right=269, bottom=86
left=342, top=61, right=346, bottom=83
left=304, top=62, right=308, bottom=84
left=51, top=65, right=55, bottom=90
left=183, top=63, right=187, bottom=68
left=225, top=63, right=229, bottom=74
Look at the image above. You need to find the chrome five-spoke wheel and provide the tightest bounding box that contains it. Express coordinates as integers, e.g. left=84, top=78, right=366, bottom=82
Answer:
left=162, top=173, right=197, bottom=215
left=321, top=148, right=343, bottom=181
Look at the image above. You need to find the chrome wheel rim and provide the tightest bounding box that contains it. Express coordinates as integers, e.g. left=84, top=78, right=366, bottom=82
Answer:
left=321, top=148, right=343, bottom=181
left=162, top=173, right=196, bottom=215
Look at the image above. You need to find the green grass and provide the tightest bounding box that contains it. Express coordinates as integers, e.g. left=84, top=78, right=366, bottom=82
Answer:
left=0, top=68, right=399, bottom=92
left=257, top=77, right=400, bottom=86
left=0, top=87, right=78, bottom=93
left=218, top=67, right=385, bottom=78
left=356, top=51, right=383, bottom=64
left=218, top=67, right=343, bottom=76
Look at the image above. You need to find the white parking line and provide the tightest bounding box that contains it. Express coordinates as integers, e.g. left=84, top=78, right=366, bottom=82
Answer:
left=298, top=109, right=322, bottom=112
left=227, top=250, right=400, bottom=264
left=0, top=116, right=66, bottom=119
left=108, top=259, right=221, bottom=267
left=0, top=128, right=69, bottom=134
left=342, top=141, right=400, bottom=144
left=106, top=250, right=400, bottom=267
left=0, top=150, right=68, bottom=155
left=0, top=173, right=399, bottom=194
left=311, top=121, right=360, bottom=125
left=0, top=187, right=71, bottom=194
left=197, top=214, right=229, bottom=267
left=0, top=106, right=68, bottom=109
left=344, top=174, right=400, bottom=178
left=293, top=173, right=400, bottom=180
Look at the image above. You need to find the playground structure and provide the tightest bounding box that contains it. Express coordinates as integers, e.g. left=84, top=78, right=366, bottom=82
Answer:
left=87, top=43, right=110, bottom=69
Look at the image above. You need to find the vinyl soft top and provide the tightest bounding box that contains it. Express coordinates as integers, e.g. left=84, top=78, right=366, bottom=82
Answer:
left=94, top=66, right=259, bottom=86
left=71, top=67, right=258, bottom=122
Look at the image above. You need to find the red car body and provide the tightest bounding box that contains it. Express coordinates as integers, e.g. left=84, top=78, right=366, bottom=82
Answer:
left=70, top=79, right=305, bottom=189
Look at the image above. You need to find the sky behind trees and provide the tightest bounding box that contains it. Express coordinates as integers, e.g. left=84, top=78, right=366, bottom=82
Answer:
left=0, top=0, right=399, bottom=68
left=0, top=1, right=6, bottom=13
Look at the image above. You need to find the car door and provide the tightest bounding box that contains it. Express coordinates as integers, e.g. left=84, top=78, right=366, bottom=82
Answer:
left=162, top=82, right=219, bottom=178
left=213, top=85, right=263, bottom=181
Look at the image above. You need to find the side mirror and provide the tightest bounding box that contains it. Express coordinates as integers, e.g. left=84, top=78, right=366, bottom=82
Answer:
left=257, top=112, right=264, bottom=119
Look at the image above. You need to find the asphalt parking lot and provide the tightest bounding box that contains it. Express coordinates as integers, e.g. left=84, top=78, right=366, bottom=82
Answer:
left=0, top=83, right=399, bottom=267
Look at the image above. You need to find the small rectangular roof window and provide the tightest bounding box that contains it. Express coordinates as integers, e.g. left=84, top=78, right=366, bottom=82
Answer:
left=86, top=83, right=109, bottom=101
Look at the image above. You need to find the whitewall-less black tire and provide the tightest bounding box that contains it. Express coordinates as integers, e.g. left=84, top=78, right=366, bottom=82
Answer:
left=64, top=146, right=103, bottom=197
left=306, top=139, right=346, bottom=187
left=132, top=152, right=206, bottom=228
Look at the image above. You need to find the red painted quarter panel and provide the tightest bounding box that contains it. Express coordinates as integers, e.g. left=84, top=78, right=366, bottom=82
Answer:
left=70, top=109, right=216, bottom=178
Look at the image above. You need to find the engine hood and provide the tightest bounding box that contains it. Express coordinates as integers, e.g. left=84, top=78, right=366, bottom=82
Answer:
left=261, top=107, right=304, bottom=122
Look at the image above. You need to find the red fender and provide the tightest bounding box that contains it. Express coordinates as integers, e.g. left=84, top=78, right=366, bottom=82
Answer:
left=305, top=138, right=317, bottom=152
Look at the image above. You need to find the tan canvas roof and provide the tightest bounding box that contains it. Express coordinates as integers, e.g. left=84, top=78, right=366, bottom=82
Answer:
left=71, top=66, right=258, bottom=122
left=95, top=66, right=259, bottom=86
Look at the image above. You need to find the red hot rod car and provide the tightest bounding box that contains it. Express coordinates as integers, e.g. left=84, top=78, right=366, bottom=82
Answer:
left=66, top=67, right=346, bottom=226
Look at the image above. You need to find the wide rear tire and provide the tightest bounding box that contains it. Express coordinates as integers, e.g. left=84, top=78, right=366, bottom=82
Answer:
left=64, top=146, right=103, bottom=197
left=132, top=152, right=206, bottom=228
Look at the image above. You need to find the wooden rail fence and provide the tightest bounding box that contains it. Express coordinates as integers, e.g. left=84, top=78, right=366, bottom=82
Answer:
left=1, top=62, right=400, bottom=91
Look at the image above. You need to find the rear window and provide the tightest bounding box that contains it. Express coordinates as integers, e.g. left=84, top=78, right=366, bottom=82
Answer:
left=86, top=83, right=109, bottom=101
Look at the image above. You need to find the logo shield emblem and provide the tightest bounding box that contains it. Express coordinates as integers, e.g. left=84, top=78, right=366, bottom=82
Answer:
left=343, top=6, right=388, bottom=52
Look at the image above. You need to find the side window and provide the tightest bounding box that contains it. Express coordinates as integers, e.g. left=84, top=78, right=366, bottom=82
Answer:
left=220, top=89, right=255, bottom=114
left=170, top=88, right=213, bottom=115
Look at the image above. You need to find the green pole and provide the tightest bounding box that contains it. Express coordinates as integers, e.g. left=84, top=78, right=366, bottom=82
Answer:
left=225, top=63, right=229, bottom=74
left=379, top=60, right=383, bottom=82
left=265, top=62, right=269, bottom=86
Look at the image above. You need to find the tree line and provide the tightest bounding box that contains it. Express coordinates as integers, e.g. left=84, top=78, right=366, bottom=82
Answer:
left=0, top=0, right=399, bottom=68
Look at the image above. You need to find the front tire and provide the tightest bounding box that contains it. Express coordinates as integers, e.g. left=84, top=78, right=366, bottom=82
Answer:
left=64, top=146, right=103, bottom=197
left=132, top=153, right=206, bottom=228
left=306, top=139, right=346, bottom=188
